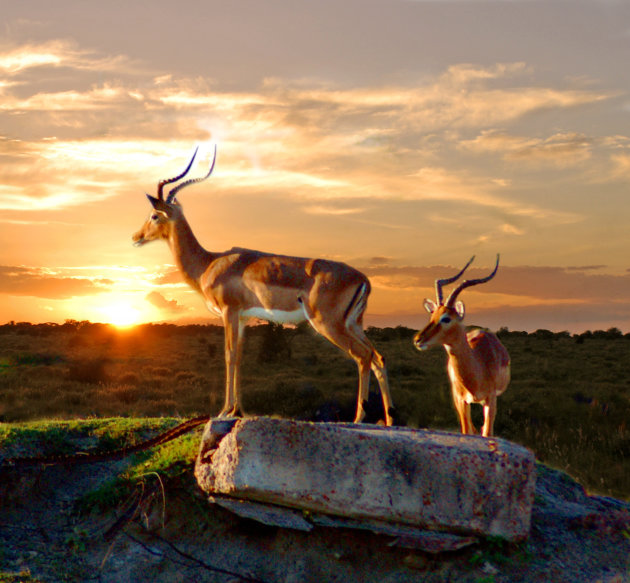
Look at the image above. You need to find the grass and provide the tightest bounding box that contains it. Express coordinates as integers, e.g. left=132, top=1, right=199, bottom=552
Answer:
left=0, top=320, right=629, bottom=500
left=1, top=416, right=202, bottom=520
left=73, top=420, right=202, bottom=515
left=0, top=417, right=182, bottom=458
left=0, top=572, right=44, bottom=583
left=0, top=415, right=206, bottom=582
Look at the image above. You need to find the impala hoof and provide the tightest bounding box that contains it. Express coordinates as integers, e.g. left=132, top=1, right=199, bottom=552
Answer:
left=218, top=407, right=243, bottom=419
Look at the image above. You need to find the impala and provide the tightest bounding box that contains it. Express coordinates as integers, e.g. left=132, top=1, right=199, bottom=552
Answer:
left=413, top=255, right=510, bottom=437
left=133, top=147, right=394, bottom=425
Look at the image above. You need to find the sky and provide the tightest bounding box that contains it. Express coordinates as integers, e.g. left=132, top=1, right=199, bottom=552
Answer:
left=1, top=0, right=630, bottom=333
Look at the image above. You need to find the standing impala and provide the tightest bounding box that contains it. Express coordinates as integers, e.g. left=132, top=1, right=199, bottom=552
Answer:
left=413, top=255, right=510, bottom=437
left=133, top=147, right=394, bottom=426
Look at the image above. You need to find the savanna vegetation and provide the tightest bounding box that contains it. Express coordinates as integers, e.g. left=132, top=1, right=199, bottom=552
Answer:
left=1, top=319, right=629, bottom=500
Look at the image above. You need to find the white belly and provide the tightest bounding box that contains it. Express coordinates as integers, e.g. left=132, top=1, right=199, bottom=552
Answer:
left=205, top=301, right=223, bottom=318
left=241, top=307, right=307, bottom=325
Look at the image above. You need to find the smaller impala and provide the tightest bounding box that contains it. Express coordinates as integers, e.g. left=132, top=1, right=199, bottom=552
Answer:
left=413, top=255, right=510, bottom=437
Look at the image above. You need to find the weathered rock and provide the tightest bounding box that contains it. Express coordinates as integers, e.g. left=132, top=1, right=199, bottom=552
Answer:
left=208, top=493, right=480, bottom=553
left=195, top=417, right=536, bottom=541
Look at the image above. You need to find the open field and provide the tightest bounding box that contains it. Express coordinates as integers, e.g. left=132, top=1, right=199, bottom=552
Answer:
left=1, top=320, right=629, bottom=500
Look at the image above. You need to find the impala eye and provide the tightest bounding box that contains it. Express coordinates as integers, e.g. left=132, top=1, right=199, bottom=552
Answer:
left=440, top=315, right=452, bottom=324
left=151, top=214, right=159, bottom=221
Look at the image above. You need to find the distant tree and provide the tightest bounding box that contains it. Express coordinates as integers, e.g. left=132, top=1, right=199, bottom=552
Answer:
left=605, top=327, right=623, bottom=339
left=533, top=329, right=555, bottom=340
left=496, top=326, right=510, bottom=339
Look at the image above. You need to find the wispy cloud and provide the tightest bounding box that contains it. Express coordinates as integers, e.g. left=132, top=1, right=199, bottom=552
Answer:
left=0, top=265, right=113, bottom=298
left=0, top=44, right=617, bottom=226
left=302, top=204, right=365, bottom=216
left=362, top=263, right=630, bottom=302
left=0, top=42, right=66, bottom=73
left=460, top=130, right=594, bottom=167
left=0, top=40, right=137, bottom=75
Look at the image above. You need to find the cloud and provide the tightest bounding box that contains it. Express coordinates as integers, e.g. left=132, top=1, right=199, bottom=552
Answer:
left=0, top=45, right=616, bottom=223
left=369, top=256, right=394, bottom=267
left=0, top=265, right=113, bottom=298
left=145, top=291, right=188, bottom=314
left=0, top=83, right=143, bottom=113
left=153, top=269, right=185, bottom=286
left=0, top=42, right=65, bottom=73
left=369, top=299, right=630, bottom=335
left=364, top=261, right=630, bottom=333
left=362, top=263, right=630, bottom=302
left=610, top=153, right=630, bottom=180
left=302, top=204, right=365, bottom=216
left=0, top=40, right=137, bottom=75
left=460, top=130, right=594, bottom=167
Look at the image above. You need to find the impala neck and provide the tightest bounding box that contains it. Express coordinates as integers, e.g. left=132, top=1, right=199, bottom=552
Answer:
left=167, top=217, right=212, bottom=289
left=443, top=326, right=482, bottom=388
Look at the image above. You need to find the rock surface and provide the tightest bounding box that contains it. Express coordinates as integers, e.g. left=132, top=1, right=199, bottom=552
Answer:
left=195, top=417, right=537, bottom=541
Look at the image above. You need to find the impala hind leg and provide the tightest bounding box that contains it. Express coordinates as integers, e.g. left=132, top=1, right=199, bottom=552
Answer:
left=368, top=346, right=394, bottom=426
left=308, top=320, right=393, bottom=425
left=309, top=319, right=375, bottom=424
left=346, top=317, right=394, bottom=425
left=352, top=348, right=373, bottom=425
left=298, top=291, right=394, bottom=426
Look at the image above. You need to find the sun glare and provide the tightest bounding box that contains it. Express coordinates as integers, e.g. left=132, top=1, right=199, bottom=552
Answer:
left=101, top=301, right=141, bottom=328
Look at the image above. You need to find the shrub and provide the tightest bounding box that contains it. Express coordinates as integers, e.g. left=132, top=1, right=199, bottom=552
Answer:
left=257, top=323, right=292, bottom=363
left=117, top=372, right=141, bottom=386
left=66, top=358, right=110, bottom=384
left=146, top=366, right=171, bottom=378
left=108, top=385, right=140, bottom=404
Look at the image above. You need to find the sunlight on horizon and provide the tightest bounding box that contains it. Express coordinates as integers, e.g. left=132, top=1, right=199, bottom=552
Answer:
left=96, top=299, right=143, bottom=328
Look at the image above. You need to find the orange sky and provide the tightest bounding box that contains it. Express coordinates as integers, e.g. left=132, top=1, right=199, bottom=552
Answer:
left=2, top=1, right=630, bottom=333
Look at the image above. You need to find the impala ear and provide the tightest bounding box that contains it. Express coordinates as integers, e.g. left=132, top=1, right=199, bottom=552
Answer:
left=454, top=300, right=465, bottom=319
left=146, top=194, right=173, bottom=214
left=423, top=298, right=437, bottom=314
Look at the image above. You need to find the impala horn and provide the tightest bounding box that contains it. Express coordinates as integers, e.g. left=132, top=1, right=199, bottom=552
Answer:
left=157, top=147, right=199, bottom=201
left=435, top=255, right=475, bottom=306
left=166, top=145, right=217, bottom=204
left=444, top=254, right=500, bottom=308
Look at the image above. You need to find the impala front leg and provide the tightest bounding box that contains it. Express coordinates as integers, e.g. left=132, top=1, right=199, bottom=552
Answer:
left=452, top=388, right=474, bottom=434
left=221, top=310, right=246, bottom=417
left=481, top=393, right=497, bottom=437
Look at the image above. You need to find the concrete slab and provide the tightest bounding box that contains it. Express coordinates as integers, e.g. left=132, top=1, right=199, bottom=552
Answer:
left=195, top=417, right=536, bottom=541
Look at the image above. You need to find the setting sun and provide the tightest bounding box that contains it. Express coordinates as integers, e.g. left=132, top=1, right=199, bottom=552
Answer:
left=1, top=2, right=630, bottom=335
left=100, top=301, right=141, bottom=328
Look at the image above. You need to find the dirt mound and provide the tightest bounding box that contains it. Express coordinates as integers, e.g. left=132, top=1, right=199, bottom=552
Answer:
left=1, top=441, right=629, bottom=583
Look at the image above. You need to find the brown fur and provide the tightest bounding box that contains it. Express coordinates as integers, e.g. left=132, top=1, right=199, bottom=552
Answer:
left=414, top=304, right=510, bottom=436
left=134, top=197, right=394, bottom=425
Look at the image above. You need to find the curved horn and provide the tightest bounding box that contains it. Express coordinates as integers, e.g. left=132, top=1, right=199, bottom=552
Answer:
left=157, top=147, right=199, bottom=201
left=444, top=254, right=500, bottom=308
left=435, top=255, right=475, bottom=305
left=166, top=145, right=217, bottom=203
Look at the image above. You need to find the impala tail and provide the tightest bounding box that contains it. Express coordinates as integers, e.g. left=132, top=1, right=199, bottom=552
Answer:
left=343, top=282, right=369, bottom=327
